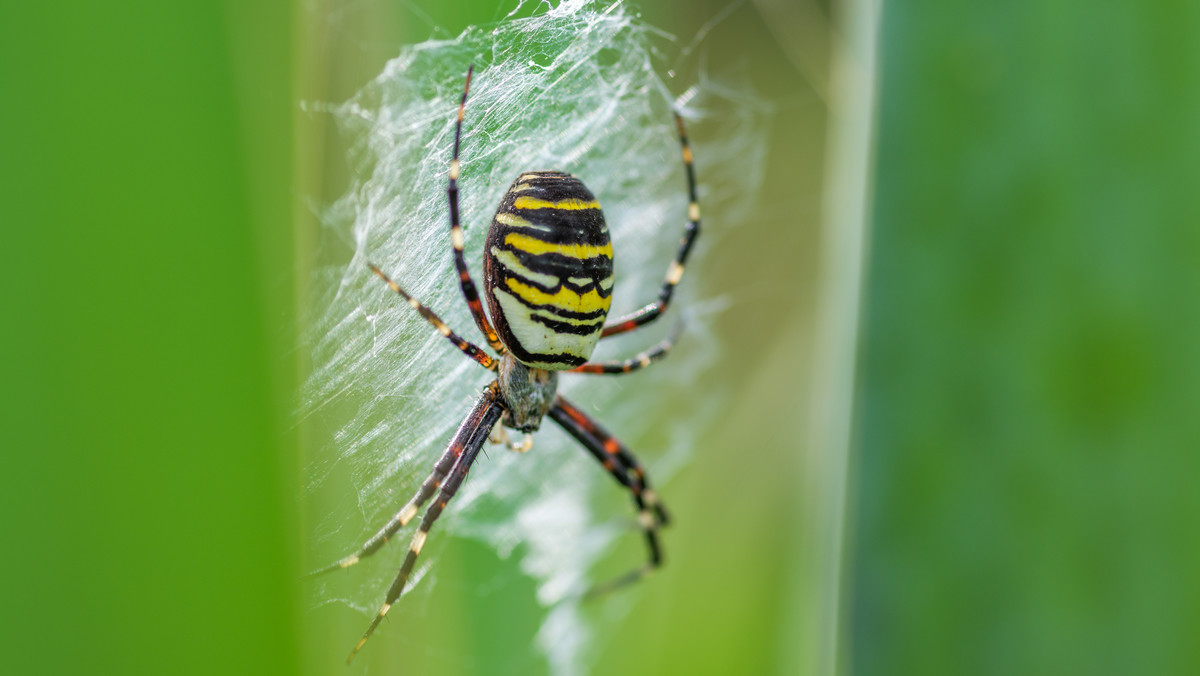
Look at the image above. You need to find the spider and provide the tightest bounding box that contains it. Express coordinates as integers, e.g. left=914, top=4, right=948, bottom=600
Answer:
left=316, top=65, right=701, bottom=663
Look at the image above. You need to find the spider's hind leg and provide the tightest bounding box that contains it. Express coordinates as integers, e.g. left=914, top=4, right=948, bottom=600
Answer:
left=306, top=442, right=458, bottom=577
left=342, top=383, right=506, bottom=664
left=306, top=384, right=499, bottom=576
left=549, top=396, right=670, bottom=596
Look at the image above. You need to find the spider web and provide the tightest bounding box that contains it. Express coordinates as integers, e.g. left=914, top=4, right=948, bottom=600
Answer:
left=300, top=1, right=767, bottom=672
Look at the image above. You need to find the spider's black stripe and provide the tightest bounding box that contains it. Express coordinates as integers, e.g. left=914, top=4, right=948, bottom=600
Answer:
left=526, top=312, right=606, bottom=335
left=505, top=171, right=606, bottom=207
left=493, top=244, right=614, bottom=288
left=506, top=348, right=583, bottom=367
left=491, top=214, right=611, bottom=249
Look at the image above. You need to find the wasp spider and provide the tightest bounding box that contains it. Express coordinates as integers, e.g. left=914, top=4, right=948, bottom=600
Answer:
left=315, top=66, right=701, bottom=663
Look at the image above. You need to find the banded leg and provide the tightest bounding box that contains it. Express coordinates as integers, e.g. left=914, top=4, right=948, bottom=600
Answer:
left=369, top=263, right=496, bottom=371
left=307, top=453, right=452, bottom=576
left=600, top=112, right=701, bottom=339
left=549, top=397, right=670, bottom=594
left=448, top=65, right=506, bottom=354
left=570, top=324, right=681, bottom=375
left=309, top=384, right=505, bottom=576
left=551, top=397, right=670, bottom=525
left=347, top=384, right=505, bottom=664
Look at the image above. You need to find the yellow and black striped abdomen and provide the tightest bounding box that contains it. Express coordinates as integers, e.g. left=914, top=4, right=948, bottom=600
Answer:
left=483, top=171, right=614, bottom=370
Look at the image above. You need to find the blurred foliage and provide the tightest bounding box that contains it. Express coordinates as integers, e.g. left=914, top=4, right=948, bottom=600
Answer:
left=1, top=1, right=298, bottom=675
left=853, top=2, right=1200, bottom=675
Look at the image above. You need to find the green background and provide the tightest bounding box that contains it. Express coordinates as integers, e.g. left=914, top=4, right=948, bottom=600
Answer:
left=853, top=2, right=1200, bottom=675
left=4, top=1, right=1198, bottom=675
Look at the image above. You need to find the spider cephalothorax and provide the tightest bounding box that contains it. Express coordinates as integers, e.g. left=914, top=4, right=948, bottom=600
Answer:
left=317, top=65, right=701, bottom=664
left=496, top=354, right=558, bottom=432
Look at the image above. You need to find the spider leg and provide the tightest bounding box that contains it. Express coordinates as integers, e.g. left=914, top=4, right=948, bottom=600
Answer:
left=308, top=385, right=503, bottom=576
left=551, top=397, right=670, bottom=525
left=569, top=323, right=681, bottom=375
left=368, top=263, right=496, bottom=371
left=549, top=397, right=670, bottom=595
left=306, top=452, right=449, bottom=576
left=448, top=65, right=506, bottom=354
left=600, top=112, right=700, bottom=339
left=347, top=383, right=505, bottom=664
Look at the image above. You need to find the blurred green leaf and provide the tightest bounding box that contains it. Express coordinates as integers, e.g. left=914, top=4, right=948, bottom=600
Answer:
left=854, top=2, right=1200, bottom=675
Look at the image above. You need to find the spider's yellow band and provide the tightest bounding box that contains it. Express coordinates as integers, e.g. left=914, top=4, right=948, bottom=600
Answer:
left=504, top=232, right=613, bottom=260
left=495, top=212, right=551, bottom=232
left=512, top=196, right=601, bottom=211
left=504, top=277, right=612, bottom=315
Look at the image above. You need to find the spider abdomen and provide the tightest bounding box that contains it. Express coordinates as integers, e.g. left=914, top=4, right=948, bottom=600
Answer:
left=483, top=171, right=614, bottom=370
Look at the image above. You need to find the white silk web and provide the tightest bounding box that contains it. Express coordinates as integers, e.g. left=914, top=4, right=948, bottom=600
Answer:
left=301, top=1, right=767, bottom=672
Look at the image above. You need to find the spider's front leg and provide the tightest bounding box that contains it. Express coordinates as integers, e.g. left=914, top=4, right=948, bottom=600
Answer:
left=368, top=264, right=497, bottom=371
left=446, top=64, right=506, bottom=354
left=599, top=112, right=701, bottom=339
